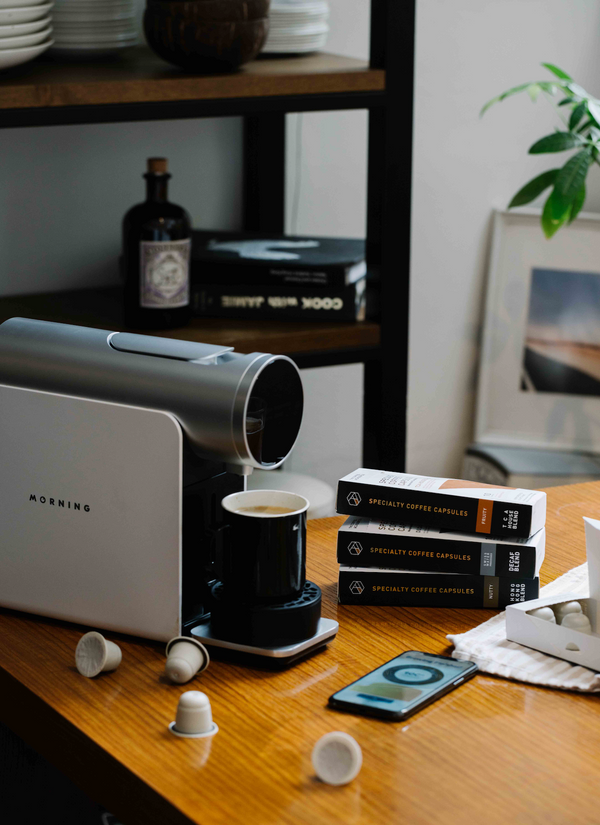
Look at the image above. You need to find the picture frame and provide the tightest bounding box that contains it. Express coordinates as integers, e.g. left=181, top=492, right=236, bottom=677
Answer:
left=475, top=208, right=600, bottom=453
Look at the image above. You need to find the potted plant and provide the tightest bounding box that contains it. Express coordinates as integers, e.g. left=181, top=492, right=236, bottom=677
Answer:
left=483, top=63, right=600, bottom=237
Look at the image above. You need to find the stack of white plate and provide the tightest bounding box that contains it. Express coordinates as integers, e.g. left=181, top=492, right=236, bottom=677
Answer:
left=50, top=0, right=136, bottom=57
left=263, top=0, right=329, bottom=55
left=0, top=1, right=53, bottom=70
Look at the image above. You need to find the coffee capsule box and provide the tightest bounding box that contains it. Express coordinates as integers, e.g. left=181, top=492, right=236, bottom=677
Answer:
left=337, top=517, right=545, bottom=578
left=336, top=469, right=546, bottom=539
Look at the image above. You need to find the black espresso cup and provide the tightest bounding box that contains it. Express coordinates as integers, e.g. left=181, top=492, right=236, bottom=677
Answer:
left=220, top=489, right=309, bottom=603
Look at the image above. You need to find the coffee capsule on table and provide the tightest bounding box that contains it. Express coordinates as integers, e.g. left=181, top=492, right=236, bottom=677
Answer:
left=169, top=690, right=218, bottom=738
left=312, top=731, right=362, bottom=785
left=165, top=636, right=210, bottom=684
left=75, top=631, right=122, bottom=678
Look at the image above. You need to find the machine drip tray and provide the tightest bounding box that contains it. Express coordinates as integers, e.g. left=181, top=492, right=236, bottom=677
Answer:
left=191, top=617, right=339, bottom=668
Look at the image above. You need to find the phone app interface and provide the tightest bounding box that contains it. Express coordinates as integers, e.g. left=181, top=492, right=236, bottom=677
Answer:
left=333, top=652, right=473, bottom=712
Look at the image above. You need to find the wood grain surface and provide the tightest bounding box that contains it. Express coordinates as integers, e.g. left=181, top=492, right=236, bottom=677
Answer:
left=0, top=286, right=380, bottom=357
left=1, top=482, right=600, bottom=825
left=0, top=49, right=384, bottom=110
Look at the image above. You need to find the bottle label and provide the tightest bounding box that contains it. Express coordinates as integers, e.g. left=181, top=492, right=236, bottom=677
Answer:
left=140, top=239, right=191, bottom=308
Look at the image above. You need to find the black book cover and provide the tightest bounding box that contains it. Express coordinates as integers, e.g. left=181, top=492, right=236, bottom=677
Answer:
left=336, top=470, right=546, bottom=539
left=192, top=279, right=366, bottom=321
left=191, top=230, right=366, bottom=287
left=338, top=567, right=539, bottom=608
left=337, top=517, right=544, bottom=578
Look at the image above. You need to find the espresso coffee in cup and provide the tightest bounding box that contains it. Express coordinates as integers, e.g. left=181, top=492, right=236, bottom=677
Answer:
left=234, top=505, right=295, bottom=516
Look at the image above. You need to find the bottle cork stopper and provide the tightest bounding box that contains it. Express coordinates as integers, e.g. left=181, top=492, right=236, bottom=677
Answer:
left=147, top=157, right=168, bottom=174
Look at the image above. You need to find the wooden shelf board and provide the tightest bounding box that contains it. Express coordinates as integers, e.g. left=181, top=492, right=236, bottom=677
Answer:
left=0, top=286, right=381, bottom=357
left=0, top=48, right=384, bottom=111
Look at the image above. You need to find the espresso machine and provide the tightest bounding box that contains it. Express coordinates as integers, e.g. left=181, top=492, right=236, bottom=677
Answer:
left=0, top=318, right=338, bottom=666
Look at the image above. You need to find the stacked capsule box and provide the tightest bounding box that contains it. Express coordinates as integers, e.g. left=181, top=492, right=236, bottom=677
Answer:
left=335, top=469, right=546, bottom=609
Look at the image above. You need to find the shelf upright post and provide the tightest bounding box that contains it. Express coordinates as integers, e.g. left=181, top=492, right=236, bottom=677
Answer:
left=363, top=0, right=414, bottom=471
left=243, top=114, right=286, bottom=233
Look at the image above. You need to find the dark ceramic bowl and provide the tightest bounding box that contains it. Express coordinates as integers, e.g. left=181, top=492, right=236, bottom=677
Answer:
left=143, top=10, right=269, bottom=71
left=146, top=0, right=270, bottom=23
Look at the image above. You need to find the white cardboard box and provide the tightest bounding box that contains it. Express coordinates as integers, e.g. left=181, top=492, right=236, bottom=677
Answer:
left=505, top=594, right=600, bottom=670
left=505, top=517, right=600, bottom=670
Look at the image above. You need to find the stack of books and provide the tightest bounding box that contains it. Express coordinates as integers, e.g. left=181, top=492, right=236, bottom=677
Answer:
left=190, top=230, right=367, bottom=321
left=335, top=469, right=546, bottom=609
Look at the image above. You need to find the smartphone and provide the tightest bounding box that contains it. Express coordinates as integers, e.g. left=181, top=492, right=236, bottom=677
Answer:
left=328, top=651, right=478, bottom=720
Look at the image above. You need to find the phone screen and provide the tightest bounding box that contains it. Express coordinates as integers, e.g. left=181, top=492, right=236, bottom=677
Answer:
left=329, top=651, right=477, bottom=718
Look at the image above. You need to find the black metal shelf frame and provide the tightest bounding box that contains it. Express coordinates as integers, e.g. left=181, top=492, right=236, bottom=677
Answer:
left=0, top=0, right=413, bottom=471
left=245, top=0, right=413, bottom=471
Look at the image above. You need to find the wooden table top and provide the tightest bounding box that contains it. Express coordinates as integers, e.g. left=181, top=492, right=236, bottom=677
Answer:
left=2, top=481, right=600, bottom=825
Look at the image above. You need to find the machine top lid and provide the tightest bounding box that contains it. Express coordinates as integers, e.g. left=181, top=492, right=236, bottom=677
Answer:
left=109, top=333, right=234, bottom=363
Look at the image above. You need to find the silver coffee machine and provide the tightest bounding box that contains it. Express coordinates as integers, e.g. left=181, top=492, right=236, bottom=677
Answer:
left=0, top=318, right=338, bottom=665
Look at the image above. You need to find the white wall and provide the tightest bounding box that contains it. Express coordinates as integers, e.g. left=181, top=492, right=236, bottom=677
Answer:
left=282, top=0, right=369, bottom=491
left=0, top=0, right=242, bottom=297
left=9, top=1, right=592, bottom=485
left=409, top=0, right=600, bottom=476
left=0, top=118, right=243, bottom=296
left=293, top=0, right=600, bottom=482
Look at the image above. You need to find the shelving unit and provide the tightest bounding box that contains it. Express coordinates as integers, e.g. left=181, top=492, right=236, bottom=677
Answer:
left=0, top=0, right=413, bottom=469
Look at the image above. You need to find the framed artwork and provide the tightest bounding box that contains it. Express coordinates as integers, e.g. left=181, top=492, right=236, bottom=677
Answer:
left=475, top=208, right=600, bottom=452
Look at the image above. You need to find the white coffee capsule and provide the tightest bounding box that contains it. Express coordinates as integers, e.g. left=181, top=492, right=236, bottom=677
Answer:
left=561, top=612, right=592, bottom=633
left=528, top=607, right=556, bottom=623
left=312, top=731, right=362, bottom=786
left=169, top=691, right=218, bottom=738
left=165, top=636, right=210, bottom=684
left=555, top=601, right=583, bottom=623
left=75, top=631, right=122, bottom=678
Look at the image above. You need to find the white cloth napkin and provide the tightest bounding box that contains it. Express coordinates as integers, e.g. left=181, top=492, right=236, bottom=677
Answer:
left=447, top=563, right=600, bottom=692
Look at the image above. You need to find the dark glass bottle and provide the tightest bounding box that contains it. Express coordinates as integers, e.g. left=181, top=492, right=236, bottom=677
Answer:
left=122, top=157, right=192, bottom=329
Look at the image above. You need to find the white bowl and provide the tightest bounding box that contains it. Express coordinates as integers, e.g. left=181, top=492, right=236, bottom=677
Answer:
left=0, top=24, right=49, bottom=47
left=0, top=36, right=52, bottom=68
left=0, top=0, right=48, bottom=7
left=55, top=0, right=132, bottom=5
left=0, top=4, right=53, bottom=24
left=54, top=19, right=136, bottom=30
left=54, top=30, right=135, bottom=44
left=0, top=14, right=49, bottom=34
left=49, top=40, right=132, bottom=57
left=54, top=3, right=132, bottom=10
left=56, top=1, right=132, bottom=6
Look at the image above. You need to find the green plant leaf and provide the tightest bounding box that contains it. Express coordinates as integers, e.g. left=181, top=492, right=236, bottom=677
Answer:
left=527, top=83, right=542, bottom=102
left=529, top=132, right=585, bottom=153
left=589, top=126, right=600, bottom=141
left=566, top=82, right=588, bottom=99
left=550, top=148, right=592, bottom=218
left=480, top=83, right=542, bottom=116
left=542, top=190, right=571, bottom=238
left=508, top=169, right=559, bottom=208
left=568, top=183, right=586, bottom=223
left=586, top=99, right=600, bottom=126
left=542, top=63, right=573, bottom=81
left=537, top=81, right=559, bottom=95
left=577, top=118, right=595, bottom=133
left=569, top=101, right=587, bottom=130
left=558, top=97, right=575, bottom=106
